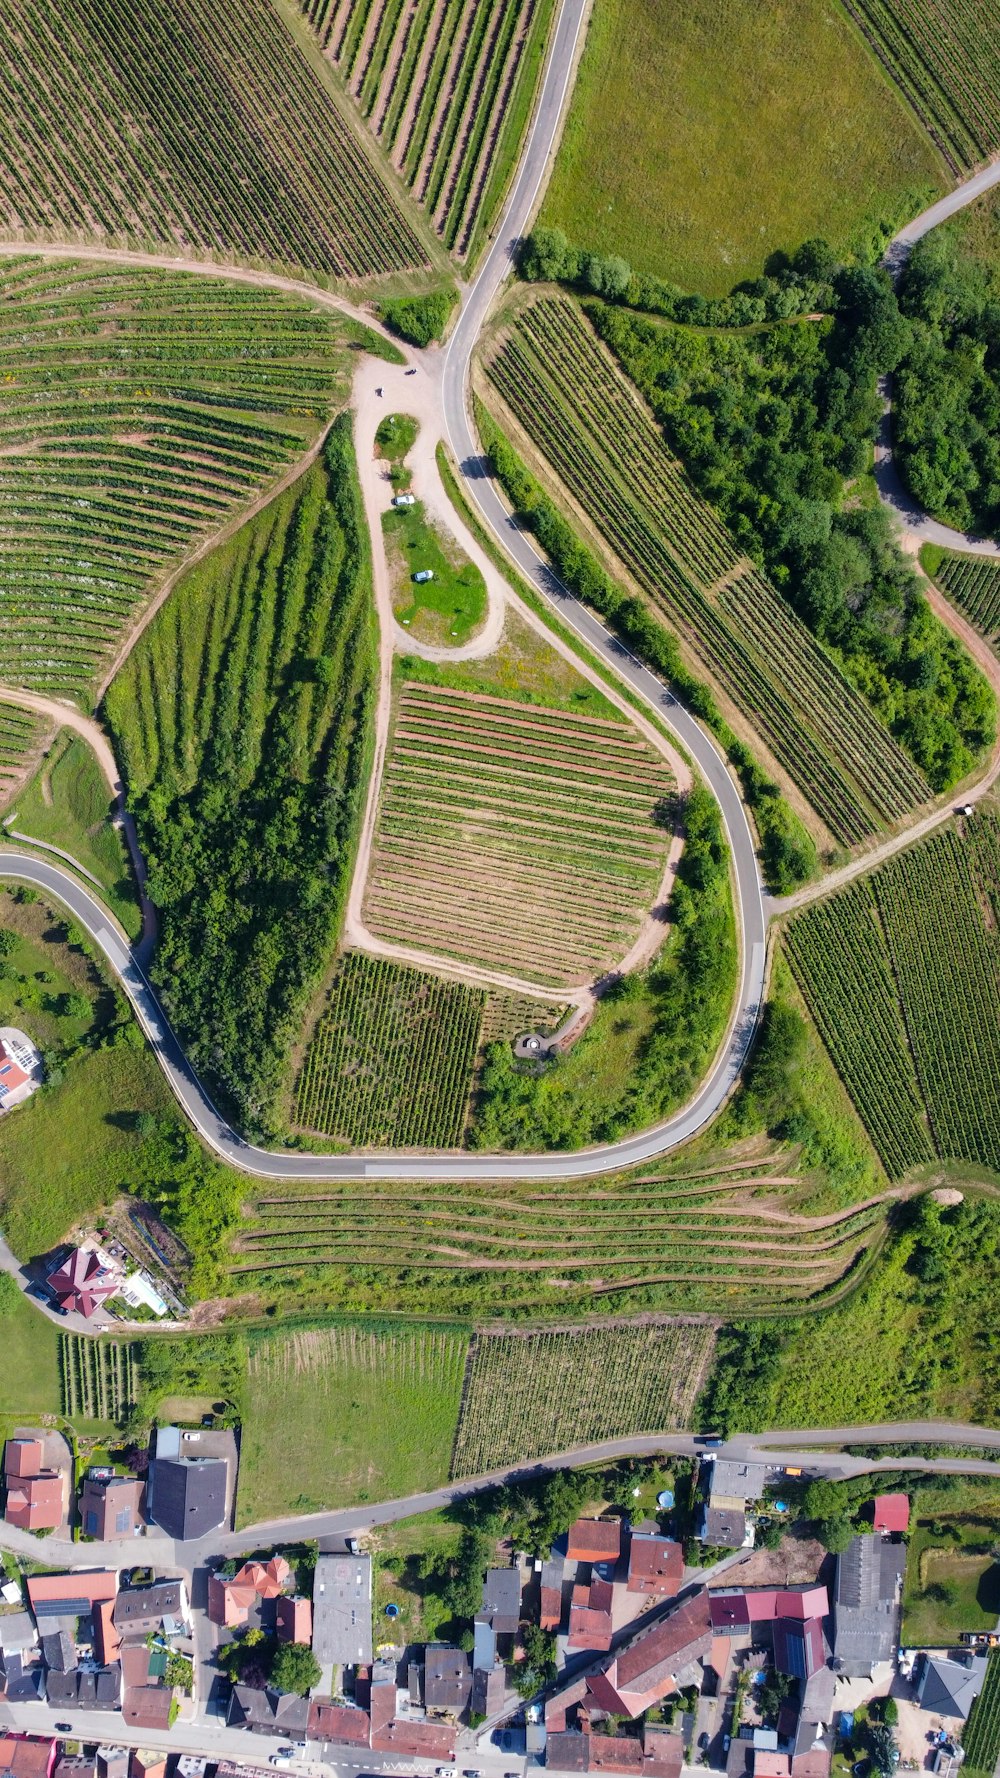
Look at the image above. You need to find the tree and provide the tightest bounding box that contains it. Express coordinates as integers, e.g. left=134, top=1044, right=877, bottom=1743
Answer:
left=513, top=1625, right=556, bottom=1699
left=817, top=1516, right=855, bottom=1554
left=882, top=1698, right=898, bottom=1727
left=0, top=929, right=17, bottom=958
left=271, top=1642, right=321, bottom=1696
left=868, top=1721, right=898, bottom=1778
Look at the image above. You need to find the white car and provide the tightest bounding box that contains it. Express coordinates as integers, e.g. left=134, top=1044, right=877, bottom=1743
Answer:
left=413, top=568, right=434, bottom=583
left=392, top=493, right=416, bottom=507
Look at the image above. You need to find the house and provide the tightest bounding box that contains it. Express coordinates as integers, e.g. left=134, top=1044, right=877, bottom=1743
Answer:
left=46, top=1667, right=121, bottom=1711
left=709, top=1587, right=829, bottom=1630
left=95, top=1750, right=130, bottom=1778
left=773, top=1618, right=825, bottom=1681
left=705, top=1460, right=769, bottom=1502
left=121, top=1690, right=174, bottom=1732
left=0, top=1739, right=57, bottom=1778
left=114, top=1580, right=187, bottom=1638
left=872, top=1494, right=909, bottom=1535
left=27, top=1571, right=117, bottom=1620
left=369, top=1719, right=456, bottom=1759
left=627, top=1535, right=683, bottom=1598
left=917, top=1653, right=987, bottom=1720
left=54, top=1758, right=95, bottom=1778
left=832, top=1536, right=905, bottom=1676
left=306, top=1699, right=371, bottom=1745
left=470, top=1661, right=506, bottom=1716
left=568, top=1577, right=615, bottom=1652
left=0, top=1614, right=38, bottom=1657
left=226, top=1685, right=310, bottom=1736
left=129, top=1756, right=167, bottom=1778
left=541, top=1557, right=565, bottom=1631
left=4, top=1440, right=64, bottom=1533
left=40, top=1631, right=75, bottom=1674
left=424, top=1643, right=472, bottom=1713
left=79, top=1473, right=143, bottom=1541
left=699, top=1460, right=770, bottom=1548
left=208, top=1556, right=292, bottom=1629
left=147, top=1436, right=228, bottom=1542
left=312, top=1554, right=372, bottom=1667
left=582, top=1587, right=713, bottom=1718
left=480, top=1567, right=521, bottom=1635
left=567, top=1519, right=622, bottom=1565
left=546, top=1726, right=685, bottom=1775
left=275, top=1595, right=312, bottom=1645
left=46, top=1246, right=120, bottom=1319
left=0, top=1650, right=46, bottom=1703
left=94, top=1600, right=121, bottom=1668
left=701, top=1506, right=748, bottom=1549
left=0, top=1037, right=32, bottom=1099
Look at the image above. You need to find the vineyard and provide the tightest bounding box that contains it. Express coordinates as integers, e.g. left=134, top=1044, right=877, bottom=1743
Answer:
left=934, top=553, right=1000, bottom=645
left=839, top=0, right=1000, bottom=173
left=0, top=258, right=362, bottom=696
left=485, top=298, right=931, bottom=846
left=240, top=1322, right=469, bottom=1520
left=60, top=1334, right=137, bottom=1423
left=232, top=1159, right=886, bottom=1318
left=0, top=706, right=45, bottom=797
left=294, top=953, right=486, bottom=1146
left=362, top=677, right=675, bottom=986
left=0, top=0, right=427, bottom=280
left=786, top=809, right=1000, bottom=1177
left=450, top=1321, right=717, bottom=1475
left=300, top=0, right=555, bottom=259
left=962, top=1648, right=1000, bottom=1778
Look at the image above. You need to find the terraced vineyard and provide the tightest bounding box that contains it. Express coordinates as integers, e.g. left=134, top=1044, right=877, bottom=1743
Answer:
left=786, top=810, right=1000, bottom=1176
left=485, top=298, right=931, bottom=846
left=60, top=1334, right=137, bottom=1422
left=0, top=0, right=427, bottom=280
left=301, top=0, right=555, bottom=258
left=934, top=553, right=1000, bottom=645
left=234, top=1162, right=886, bottom=1316
left=0, top=258, right=363, bottom=696
left=0, top=706, right=46, bottom=797
left=451, top=1321, right=717, bottom=1474
left=839, top=0, right=1000, bottom=172
left=295, top=953, right=486, bottom=1146
left=363, top=678, right=675, bottom=986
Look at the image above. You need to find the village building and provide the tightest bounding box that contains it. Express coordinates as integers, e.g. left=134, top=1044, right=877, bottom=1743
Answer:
left=147, top=1426, right=231, bottom=1542
left=46, top=1245, right=121, bottom=1319
left=566, top=1519, right=622, bottom=1565
left=832, top=1535, right=905, bottom=1676
left=312, top=1552, right=372, bottom=1668
left=79, top=1472, right=143, bottom=1540
left=627, top=1534, right=684, bottom=1597
left=3, top=1437, right=65, bottom=1532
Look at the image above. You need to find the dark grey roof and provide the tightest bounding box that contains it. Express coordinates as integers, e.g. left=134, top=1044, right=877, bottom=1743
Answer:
left=481, top=1567, right=520, bottom=1634
left=706, top=1460, right=770, bottom=1502
left=41, top=1631, right=76, bottom=1673
left=471, top=1663, right=505, bottom=1718
left=0, top=1613, right=37, bottom=1654
left=149, top=1455, right=227, bottom=1540
left=0, top=1650, right=45, bottom=1702
left=700, top=1505, right=746, bottom=1548
left=833, top=1536, right=905, bottom=1676
left=227, top=1685, right=310, bottom=1734
left=919, top=1654, right=987, bottom=1720
left=424, top=1643, right=472, bottom=1712
left=113, top=1581, right=184, bottom=1629
left=312, top=1553, right=372, bottom=1667
left=45, top=1666, right=120, bottom=1711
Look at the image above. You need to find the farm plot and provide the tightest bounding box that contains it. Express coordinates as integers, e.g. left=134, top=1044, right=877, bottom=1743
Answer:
left=450, top=1322, right=717, bottom=1475
left=60, top=1334, right=137, bottom=1423
left=786, top=809, right=1000, bottom=1176
left=485, top=298, right=931, bottom=846
left=0, top=707, right=46, bottom=798
left=934, top=553, right=1000, bottom=644
left=301, top=0, right=556, bottom=259
left=963, top=1648, right=1000, bottom=1778
left=839, top=0, right=1000, bottom=173
left=363, top=678, right=675, bottom=987
left=0, top=258, right=361, bottom=697
left=0, top=0, right=427, bottom=280
left=239, top=1321, right=469, bottom=1520
left=294, top=953, right=486, bottom=1146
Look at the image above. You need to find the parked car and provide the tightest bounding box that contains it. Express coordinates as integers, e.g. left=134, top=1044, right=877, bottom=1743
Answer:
left=54, top=1724, right=73, bottom=1733
left=413, top=568, right=434, bottom=583
left=392, top=493, right=416, bottom=507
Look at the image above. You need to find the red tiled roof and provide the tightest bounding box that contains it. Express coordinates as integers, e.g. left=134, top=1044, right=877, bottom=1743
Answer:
left=755, top=1756, right=791, bottom=1777
left=567, top=1519, right=622, bottom=1562
left=27, top=1571, right=116, bottom=1608
left=122, top=1687, right=173, bottom=1730
left=628, top=1536, right=683, bottom=1597
left=873, top=1493, right=909, bottom=1533
left=0, top=1740, right=56, bottom=1778
left=710, top=1587, right=828, bottom=1630
left=46, top=1249, right=118, bottom=1320
left=94, top=1599, right=121, bottom=1667
left=370, top=1720, right=455, bottom=1759
left=120, top=1646, right=151, bottom=1689
left=4, top=1440, right=42, bottom=1479
left=541, top=1585, right=563, bottom=1631
left=569, top=1577, right=614, bottom=1651
left=276, top=1596, right=312, bottom=1645
left=306, top=1700, right=370, bottom=1745
left=587, top=1589, right=712, bottom=1716
left=791, top=1753, right=832, bottom=1778
left=642, top=1731, right=684, bottom=1778
left=5, top=1472, right=63, bottom=1532
left=0, top=1042, right=30, bottom=1093
left=367, top=1680, right=395, bottom=1736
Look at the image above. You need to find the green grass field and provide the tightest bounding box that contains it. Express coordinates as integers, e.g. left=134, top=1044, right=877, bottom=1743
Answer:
left=12, top=732, right=141, bottom=939
left=0, top=1288, right=62, bottom=1432
left=383, top=501, right=488, bottom=645
left=540, top=0, right=945, bottom=294
left=238, top=1322, right=470, bottom=1521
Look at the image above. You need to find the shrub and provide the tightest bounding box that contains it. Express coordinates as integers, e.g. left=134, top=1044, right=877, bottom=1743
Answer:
left=380, top=288, right=458, bottom=347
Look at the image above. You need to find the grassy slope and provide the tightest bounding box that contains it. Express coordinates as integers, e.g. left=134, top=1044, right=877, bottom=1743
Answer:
left=238, top=1321, right=469, bottom=1521
left=383, top=501, right=487, bottom=644
left=903, top=1477, right=1000, bottom=1643
left=0, top=1290, right=62, bottom=1427
left=13, top=732, right=141, bottom=939
left=541, top=0, right=945, bottom=295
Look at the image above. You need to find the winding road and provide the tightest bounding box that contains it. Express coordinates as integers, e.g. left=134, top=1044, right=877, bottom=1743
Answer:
left=0, top=2, right=996, bottom=1183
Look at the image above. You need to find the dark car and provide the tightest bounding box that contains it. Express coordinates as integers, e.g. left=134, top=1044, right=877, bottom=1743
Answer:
left=54, top=1724, right=73, bottom=1733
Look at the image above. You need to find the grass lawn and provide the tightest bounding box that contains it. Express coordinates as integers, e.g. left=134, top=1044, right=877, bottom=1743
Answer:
left=238, top=1321, right=470, bottom=1523
left=903, top=1480, right=1000, bottom=1642
left=540, top=0, right=946, bottom=294
left=371, top=1510, right=465, bottom=1646
left=398, top=606, right=622, bottom=717
left=383, top=500, right=487, bottom=645
left=375, top=413, right=419, bottom=465
left=0, top=1289, right=62, bottom=1430
left=12, top=732, right=141, bottom=939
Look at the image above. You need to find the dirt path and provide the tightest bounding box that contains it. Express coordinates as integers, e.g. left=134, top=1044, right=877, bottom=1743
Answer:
left=0, top=687, right=157, bottom=958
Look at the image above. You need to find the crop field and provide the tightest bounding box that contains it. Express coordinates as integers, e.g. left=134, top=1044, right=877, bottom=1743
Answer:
left=0, top=0, right=427, bottom=281
left=963, top=1649, right=1000, bottom=1778
left=0, top=258, right=364, bottom=696
left=786, top=810, right=1000, bottom=1176
left=450, top=1321, right=717, bottom=1475
left=839, top=0, right=1000, bottom=173
left=239, top=1322, right=469, bottom=1521
left=59, top=1334, right=137, bottom=1423
left=233, top=1158, right=887, bottom=1318
left=363, top=677, right=675, bottom=986
left=539, top=0, right=944, bottom=294
left=301, top=0, right=555, bottom=259
left=485, top=298, right=931, bottom=845
left=934, top=553, right=1000, bottom=645
left=0, top=707, right=45, bottom=797
left=294, top=953, right=486, bottom=1146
